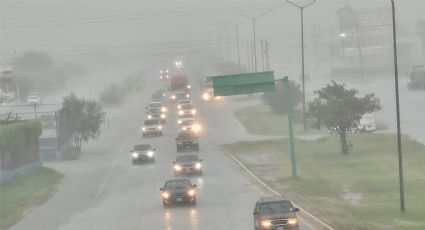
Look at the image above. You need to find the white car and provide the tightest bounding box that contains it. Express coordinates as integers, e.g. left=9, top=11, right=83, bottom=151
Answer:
left=27, top=95, right=42, bottom=105
left=357, top=113, right=376, bottom=133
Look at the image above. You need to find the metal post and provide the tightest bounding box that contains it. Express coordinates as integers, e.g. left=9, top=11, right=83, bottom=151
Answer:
left=390, top=0, right=405, bottom=214
left=356, top=23, right=365, bottom=81
left=261, top=40, right=265, bottom=71
left=283, top=76, right=297, bottom=177
left=14, top=50, right=20, bottom=102
left=33, top=104, right=37, bottom=119
left=253, top=19, right=258, bottom=72
left=236, top=24, right=241, bottom=69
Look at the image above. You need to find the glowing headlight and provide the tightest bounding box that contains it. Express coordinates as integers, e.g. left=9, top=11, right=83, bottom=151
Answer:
left=177, top=105, right=182, bottom=109
left=141, top=127, right=146, bottom=131
left=160, top=76, right=163, bottom=79
left=288, top=218, right=298, bottom=225
left=161, top=107, right=167, bottom=113
left=174, top=165, right=182, bottom=171
left=171, top=95, right=176, bottom=100
left=191, top=109, right=197, bottom=115
left=147, top=151, right=154, bottom=157
left=195, top=162, right=202, bottom=169
left=158, top=125, right=162, bottom=130
left=179, top=110, right=184, bottom=115
left=187, top=190, right=195, bottom=196
left=178, top=120, right=182, bottom=124
left=162, top=192, right=170, bottom=199
left=160, top=70, right=163, bottom=74
left=186, top=94, right=190, bottom=98
left=132, top=153, right=138, bottom=158
left=160, top=114, right=166, bottom=119
left=202, top=93, right=209, bottom=100
left=187, top=84, right=191, bottom=89
left=192, top=124, right=201, bottom=132
left=182, top=127, right=187, bottom=131
left=261, top=220, right=272, bottom=228
left=147, top=115, right=152, bottom=119
left=166, top=75, right=169, bottom=78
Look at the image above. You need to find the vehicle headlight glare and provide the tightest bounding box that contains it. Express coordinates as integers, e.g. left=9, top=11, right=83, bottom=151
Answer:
left=132, top=153, right=138, bottom=158
left=174, top=165, right=182, bottom=171
left=147, top=115, right=152, bottom=119
left=202, top=93, right=209, bottom=100
left=171, top=95, right=176, bottom=100
left=186, top=94, right=190, bottom=98
left=288, top=218, right=297, bottom=225
left=261, top=220, right=272, bottom=227
left=161, top=107, right=167, bottom=113
left=177, top=105, right=181, bottom=109
left=158, top=125, right=162, bottom=130
left=142, top=127, right=146, bottom=131
left=188, top=190, right=195, bottom=196
left=147, top=151, right=154, bottom=157
left=179, top=110, right=184, bottom=115
left=161, top=114, right=166, bottom=119
left=192, top=124, right=200, bottom=132
left=195, top=162, right=202, bottom=169
left=178, top=120, right=182, bottom=124
left=162, top=192, right=170, bottom=199
left=191, top=109, right=197, bottom=114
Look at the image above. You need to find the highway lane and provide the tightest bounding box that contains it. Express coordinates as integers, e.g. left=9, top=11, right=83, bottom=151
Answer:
left=9, top=72, right=317, bottom=230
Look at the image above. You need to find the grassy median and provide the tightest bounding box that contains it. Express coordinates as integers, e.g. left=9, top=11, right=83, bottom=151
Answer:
left=0, top=167, right=63, bottom=229
left=234, top=104, right=387, bottom=136
left=222, top=134, right=425, bottom=230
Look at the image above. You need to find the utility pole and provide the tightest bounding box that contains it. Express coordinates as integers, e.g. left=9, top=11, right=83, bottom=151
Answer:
left=14, top=50, right=20, bottom=102
left=261, top=40, right=265, bottom=71
left=265, top=40, right=271, bottom=71
left=285, top=0, right=316, bottom=131
left=356, top=23, right=365, bottom=81
left=247, top=42, right=251, bottom=72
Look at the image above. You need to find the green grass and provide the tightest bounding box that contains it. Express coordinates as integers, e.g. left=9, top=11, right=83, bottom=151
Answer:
left=61, top=146, right=81, bottom=161
left=234, top=104, right=388, bottom=136
left=234, top=104, right=327, bottom=136
left=0, top=167, right=63, bottom=229
left=223, top=134, right=425, bottom=230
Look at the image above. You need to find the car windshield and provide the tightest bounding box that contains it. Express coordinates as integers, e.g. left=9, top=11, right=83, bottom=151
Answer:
left=182, top=120, right=195, bottom=125
left=144, top=119, right=159, bottom=125
left=148, top=102, right=162, bottom=108
left=176, top=155, right=199, bottom=162
left=260, top=202, right=294, bottom=215
left=181, top=104, right=193, bottom=109
left=165, top=180, right=191, bottom=189
left=134, top=144, right=151, bottom=151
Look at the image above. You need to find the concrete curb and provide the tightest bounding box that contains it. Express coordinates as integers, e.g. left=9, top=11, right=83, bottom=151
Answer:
left=222, top=147, right=335, bottom=230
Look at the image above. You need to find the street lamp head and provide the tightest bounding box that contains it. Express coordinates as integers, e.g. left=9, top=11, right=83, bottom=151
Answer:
left=285, top=0, right=316, bottom=8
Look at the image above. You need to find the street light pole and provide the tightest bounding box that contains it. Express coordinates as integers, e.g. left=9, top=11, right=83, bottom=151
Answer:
left=239, top=9, right=273, bottom=72
left=390, top=0, right=405, bottom=214
left=286, top=0, right=316, bottom=131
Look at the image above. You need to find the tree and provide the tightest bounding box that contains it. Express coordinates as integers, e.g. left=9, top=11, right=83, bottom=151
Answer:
left=307, top=81, right=381, bottom=154
left=262, top=80, right=302, bottom=115
left=61, top=93, right=106, bottom=150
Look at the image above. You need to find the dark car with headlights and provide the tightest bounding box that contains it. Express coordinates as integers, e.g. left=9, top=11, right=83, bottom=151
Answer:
left=253, top=196, right=300, bottom=230
left=175, top=131, right=199, bottom=152
left=141, top=118, right=163, bottom=137
left=173, top=154, right=203, bottom=176
left=159, top=179, right=197, bottom=207
left=130, top=144, right=156, bottom=164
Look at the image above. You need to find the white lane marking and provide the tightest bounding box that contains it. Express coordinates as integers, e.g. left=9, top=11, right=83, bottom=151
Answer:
left=21, top=205, right=37, bottom=218
left=94, top=137, right=130, bottom=200
left=223, top=148, right=336, bottom=230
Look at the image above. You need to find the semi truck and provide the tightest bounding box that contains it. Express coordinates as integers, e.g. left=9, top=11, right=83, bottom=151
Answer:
left=407, top=64, right=425, bottom=90
left=200, top=76, right=221, bottom=101
left=170, top=74, right=190, bottom=101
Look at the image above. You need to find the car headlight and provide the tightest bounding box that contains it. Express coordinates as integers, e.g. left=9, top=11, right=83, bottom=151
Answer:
left=178, top=120, right=182, bottom=124
left=158, top=125, right=162, bottom=130
left=186, top=94, right=190, bottom=98
left=182, top=127, right=187, bottom=131
left=202, top=93, right=209, bottom=100
left=147, top=151, right=154, bottom=157
left=141, top=127, right=146, bottom=131
left=195, top=162, right=202, bottom=169
left=162, top=192, right=170, bottom=199
left=177, top=105, right=182, bottom=109
left=287, top=218, right=298, bottom=225
left=187, top=84, right=191, bottom=89
left=191, top=109, right=197, bottom=115
left=261, top=220, right=272, bottom=228
left=147, top=115, right=152, bottom=119
left=160, top=114, right=166, bottom=119
left=132, top=153, right=138, bottom=158
left=161, top=107, right=167, bottom=113
left=192, top=124, right=201, bottom=132
left=174, top=165, right=182, bottom=171
left=187, top=189, right=195, bottom=196
left=179, top=110, right=184, bottom=115
left=171, top=95, right=176, bottom=100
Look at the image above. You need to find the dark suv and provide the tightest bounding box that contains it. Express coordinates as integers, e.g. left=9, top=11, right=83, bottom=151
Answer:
left=175, top=131, right=199, bottom=152
left=159, top=179, right=197, bottom=207
left=173, top=154, right=203, bottom=176
left=253, top=196, right=300, bottom=230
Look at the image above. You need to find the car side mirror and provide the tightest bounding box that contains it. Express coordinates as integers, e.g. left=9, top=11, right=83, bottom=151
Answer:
left=159, top=188, right=164, bottom=191
left=294, top=208, right=300, bottom=212
left=192, top=184, right=197, bottom=188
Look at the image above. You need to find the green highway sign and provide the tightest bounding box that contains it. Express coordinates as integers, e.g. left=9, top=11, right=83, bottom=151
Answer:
left=212, top=71, right=275, bottom=96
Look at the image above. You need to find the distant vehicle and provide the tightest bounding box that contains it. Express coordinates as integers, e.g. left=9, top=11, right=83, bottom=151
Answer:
left=407, top=64, right=425, bottom=90
left=173, top=154, right=203, bottom=176
left=180, top=119, right=201, bottom=135
left=177, top=99, right=192, bottom=110
left=27, top=93, right=42, bottom=105
left=175, top=131, right=199, bottom=152
left=200, top=76, right=221, bottom=101
left=130, top=144, right=156, bottom=164
left=159, top=179, right=197, bottom=207
left=357, top=113, right=376, bottom=133
left=170, top=74, right=188, bottom=92
left=141, top=118, right=163, bottom=137
left=159, top=69, right=170, bottom=80
left=147, top=101, right=167, bottom=113
left=171, top=91, right=190, bottom=101
left=253, top=196, right=300, bottom=230
left=177, top=113, right=195, bottom=125
left=178, top=104, right=196, bottom=116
